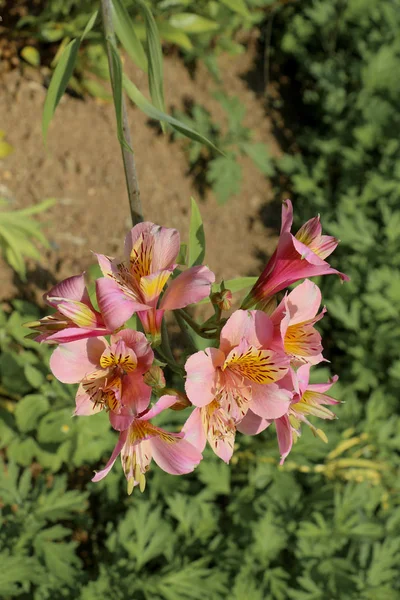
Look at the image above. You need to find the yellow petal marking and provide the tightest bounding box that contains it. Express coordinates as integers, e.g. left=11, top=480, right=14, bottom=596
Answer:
left=223, top=345, right=287, bottom=384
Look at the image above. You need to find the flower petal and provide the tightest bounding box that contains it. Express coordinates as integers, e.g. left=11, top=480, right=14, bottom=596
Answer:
left=111, top=329, right=154, bottom=373
left=275, top=415, right=293, bottom=464
left=307, top=374, right=339, bottom=393
left=92, top=430, right=128, bottom=482
left=220, top=309, right=274, bottom=354
left=50, top=337, right=107, bottom=383
left=250, top=383, right=292, bottom=419
left=140, top=270, right=172, bottom=305
left=96, top=277, right=149, bottom=331
left=160, top=265, right=215, bottom=311
left=237, top=409, right=271, bottom=435
left=141, top=394, right=178, bottom=421
left=286, top=280, right=322, bottom=325
left=150, top=432, right=202, bottom=474
left=45, top=273, right=89, bottom=306
left=185, top=348, right=224, bottom=407
left=182, top=407, right=207, bottom=452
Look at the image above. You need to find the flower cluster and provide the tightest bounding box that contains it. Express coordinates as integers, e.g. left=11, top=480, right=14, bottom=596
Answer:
left=30, top=200, right=348, bottom=492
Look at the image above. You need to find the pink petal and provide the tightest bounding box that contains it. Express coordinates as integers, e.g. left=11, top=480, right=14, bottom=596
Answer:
left=275, top=415, right=293, bottom=464
left=314, top=235, right=339, bottom=259
left=219, top=309, right=274, bottom=354
left=250, top=383, right=292, bottom=419
left=141, top=394, right=178, bottom=421
left=96, top=253, right=115, bottom=277
left=50, top=337, right=107, bottom=383
left=124, top=222, right=155, bottom=259
left=281, top=199, right=293, bottom=234
left=184, top=348, right=224, bottom=407
left=96, top=277, right=149, bottom=331
left=74, top=388, right=103, bottom=416
left=296, top=364, right=311, bottom=397
left=38, top=326, right=109, bottom=344
left=150, top=433, right=202, bottom=475
left=295, top=215, right=322, bottom=246
left=286, top=280, right=321, bottom=325
left=92, top=430, right=128, bottom=482
left=307, top=374, right=339, bottom=393
left=181, top=407, right=207, bottom=452
left=111, top=329, right=154, bottom=373
left=151, top=225, right=181, bottom=272
left=237, top=409, right=271, bottom=435
left=45, top=273, right=89, bottom=306
left=140, top=270, right=172, bottom=304
left=160, top=265, right=215, bottom=311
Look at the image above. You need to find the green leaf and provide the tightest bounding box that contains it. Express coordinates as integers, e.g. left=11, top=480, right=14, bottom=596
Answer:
left=112, top=0, right=148, bottom=71
left=81, top=10, right=99, bottom=41
left=158, top=21, right=193, bottom=51
left=108, top=41, right=132, bottom=152
left=15, top=394, right=50, bottom=433
left=137, top=0, right=166, bottom=121
left=242, top=142, right=275, bottom=177
left=169, top=13, right=219, bottom=34
left=219, top=0, right=251, bottom=17
left=206, top=155, right=242, bottom=204
left=42, top=38, right=80, bottom=143
left=24, top=364, right=45, bottom=388
left=188, top=197, right=206, bottom=267
left=123, top=75, right=221, bottom=153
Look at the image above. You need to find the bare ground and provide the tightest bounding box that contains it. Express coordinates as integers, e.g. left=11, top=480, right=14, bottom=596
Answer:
left=0, top=41, right=281, bottom=305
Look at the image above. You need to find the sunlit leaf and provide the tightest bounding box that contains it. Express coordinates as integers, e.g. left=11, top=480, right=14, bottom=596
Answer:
left=112, top=0, right=148, bottom=71
left=188, top=197, right=205, bottom=267
left=169, top=13, right=219, bottom=34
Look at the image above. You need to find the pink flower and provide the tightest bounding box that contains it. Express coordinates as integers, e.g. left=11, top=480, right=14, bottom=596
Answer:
left=27, top=274, right=110, bottom=344
left=242, top=200, right=349, bottom=309
left=184, top=309, right=292, bottom=462
left=50, top=329, right=154, bottom=423
left=95, top=222, right=215, bottom=341
left=271, top=279, right=326, bottom=366
left=238, top=365, right=339, bottom=464
left=92, top=394, right=203, bottom=493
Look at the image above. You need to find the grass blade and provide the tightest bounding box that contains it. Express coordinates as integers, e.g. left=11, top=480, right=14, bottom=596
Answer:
left=112, top=0, right=148, bottom=71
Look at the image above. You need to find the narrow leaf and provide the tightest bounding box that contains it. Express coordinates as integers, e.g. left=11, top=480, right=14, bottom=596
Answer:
left=197, top=277, right=258, bottom=304
left=42, top=38, right=80, bottom=143
left=137, top=0, right=166, bottom=120
left=112, top=0, right=148, bottom=72
left=169, top=13, right=219, bottom=34
left=123, top=75, right=221, bottom=153
left=108, top=42, right=132, bottom=152
left=81, top=10, right=98, bottom=41
left=219, top=0, right=251, bottom=18
left=188, top=197, right=205, bottom=267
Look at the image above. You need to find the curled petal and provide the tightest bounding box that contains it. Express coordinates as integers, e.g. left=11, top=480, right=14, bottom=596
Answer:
left=276, top=415, right=293, bottom=464
left=45, top=273, right=89, bottom=306
left=141, top=395, right=178, bottom=421
left=237, top=409, right=271, bottom=435
left=160, top=265, right=215, bottom=311
left=307, top=374, right=339, bottom=393
left=92, top=430, right=128, bottom=482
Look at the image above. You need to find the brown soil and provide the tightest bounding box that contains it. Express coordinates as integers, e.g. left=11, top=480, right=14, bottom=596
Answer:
left=0, top=41, right=281, bottom=305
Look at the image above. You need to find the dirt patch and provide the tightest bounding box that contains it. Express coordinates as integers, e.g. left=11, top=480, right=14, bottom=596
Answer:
left=0, top=41, right=281, bottom=304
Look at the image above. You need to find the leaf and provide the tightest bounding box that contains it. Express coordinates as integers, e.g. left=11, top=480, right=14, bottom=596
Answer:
left=219, top=0, right=251, bottom=17
left=81, top=10, right=99, bottom=41
left=169, top=13, right=219, bottom=34
left=112, top=0, right=148, bottom=72
left=197, top=276, right=258, bottom=304
left=137, top=0, right=166, bottom=121
left=15, top=394, right=50, bottom=433
left=206, top=155, right=242, bottom=204
left=108, top=41, right=132, bottom=152
left=24, top=364, right=45, bottom=388
left=123, top=75, right=221, bottom=152
left=188, top=197, right=205, bottom=267
left=242, top=142, right=275, bottom=177
left=158, top=21, right=193, bottom=51
left=20, top=45, right=40, bottom=66
left=42, top=38, right=80, bottom=143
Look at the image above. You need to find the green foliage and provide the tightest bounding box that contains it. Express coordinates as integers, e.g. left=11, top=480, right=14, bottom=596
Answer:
left=173, top=91, right=274, bottom=204
left=0, top=198, right=55, bottom=281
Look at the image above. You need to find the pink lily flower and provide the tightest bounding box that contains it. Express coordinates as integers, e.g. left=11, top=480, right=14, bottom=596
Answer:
left=242, top=199, right=349, bottom=309
left=95, top=222, right=215, bottom=341
left=271, top=279, right=326, bottom=366
left=184, top=309, right=292, bottom=462
left=238, top=364, right=339, bottom=464
left=27, top=274, right=110, bottom=344
left=50, top=329, right=154, bottom=421
left=92, top=394, right=203, bottom=493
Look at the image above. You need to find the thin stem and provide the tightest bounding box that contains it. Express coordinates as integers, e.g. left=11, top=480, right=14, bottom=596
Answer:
left=100, top=0, right=143, bottom=225
left=175, top=309, right=219, bottom=339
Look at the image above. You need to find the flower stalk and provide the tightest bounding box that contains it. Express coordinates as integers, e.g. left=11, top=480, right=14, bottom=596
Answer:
left=100, top=0, right=143, bottom=226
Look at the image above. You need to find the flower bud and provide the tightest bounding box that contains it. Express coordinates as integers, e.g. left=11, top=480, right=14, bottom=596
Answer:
left=143, top=365, right=166, bottom=391
left=211, top=288, right=233, bottom=311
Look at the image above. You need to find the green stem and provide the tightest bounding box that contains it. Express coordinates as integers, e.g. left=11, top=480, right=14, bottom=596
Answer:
left=100, top=0, right=143, bottom=226
left=176, top=309, right=219, bottom=339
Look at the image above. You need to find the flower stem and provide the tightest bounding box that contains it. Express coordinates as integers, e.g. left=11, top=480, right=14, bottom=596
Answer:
left=100, top=0, right=143, bottom=226
left=175, top=309, right=219, bottom=339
